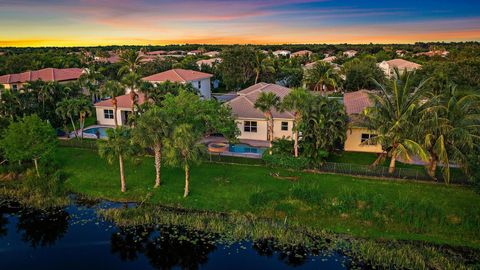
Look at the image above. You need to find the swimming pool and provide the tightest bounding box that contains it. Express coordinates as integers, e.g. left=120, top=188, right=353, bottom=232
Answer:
left=81, top=127, right=111, bottom=139
left=228, top=144, right=266, bottom=154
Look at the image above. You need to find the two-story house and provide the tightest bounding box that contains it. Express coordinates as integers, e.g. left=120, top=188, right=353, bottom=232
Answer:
left=0, top=68, right=84, bottom=91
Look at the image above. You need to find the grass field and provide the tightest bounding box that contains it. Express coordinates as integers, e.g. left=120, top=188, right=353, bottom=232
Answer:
left=58, top=147, right=480, bottom=248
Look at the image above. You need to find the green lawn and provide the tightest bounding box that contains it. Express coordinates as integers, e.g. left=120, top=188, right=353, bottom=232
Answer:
left=59, top=147, right=480, bottom=248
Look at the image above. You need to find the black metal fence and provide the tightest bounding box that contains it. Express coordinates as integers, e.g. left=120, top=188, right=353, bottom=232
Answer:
left=58, top=139, right=97, bottom=149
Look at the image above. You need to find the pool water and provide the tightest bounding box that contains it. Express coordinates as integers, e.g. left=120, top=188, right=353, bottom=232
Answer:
left=229, top=144, right=266, bottom=154
left=83, top=127, right=111, bottom=138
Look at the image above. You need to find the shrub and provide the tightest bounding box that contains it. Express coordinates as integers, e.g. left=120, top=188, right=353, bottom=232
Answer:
left=262, top=153, right=310, bottom=170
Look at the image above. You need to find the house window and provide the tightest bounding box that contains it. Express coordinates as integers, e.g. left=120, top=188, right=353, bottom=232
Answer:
left=281, top=121, right=289, bottom=131
left=197, top=81, right=201, bottom=89
left=104, top=109, right=114, bottom=119
left=361, top=133, right=376, bottom=145
left=244, top=121, right=257, bottom=133
left=12, top=84, right=18, bottom=91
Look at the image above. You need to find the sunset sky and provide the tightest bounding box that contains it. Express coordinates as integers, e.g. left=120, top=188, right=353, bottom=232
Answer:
left=1, top=0, right=479, bottom=47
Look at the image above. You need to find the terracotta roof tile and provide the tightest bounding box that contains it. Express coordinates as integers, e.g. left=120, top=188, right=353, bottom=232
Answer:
left=0, top=68, right=83, bottom=84
left=94, top=93, right=146, bottom=109
left=142, top=69, right=213, bottom=83
left=343, top=90, right=373, bottom=115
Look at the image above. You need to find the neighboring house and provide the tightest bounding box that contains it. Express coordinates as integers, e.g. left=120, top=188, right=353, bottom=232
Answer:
left=322, top=56, right=337, bottom=63
left=343, top=50, right=358, bottom=58
left=94, top=93, right=146, bottom=126
left=395, top=50, right=407, bottom=56
left=291, top=50, right=312, bottom=58
left=226, top=83, right=294, bottom=142
left=203, top=51, right=220, bottom=57
left=378, top=59, right=422, bottom=77
left=187, top=50, right=203, bottom=56
left=196, top=58, right=222, bottom=69
left=94, top=51, right=120, bottom=64
left=343, top=90, right=383, bottom=153
left=146, top=50, right=167, bottom=56
left=272, top=50, right=291, bottom=57
left=0, top=68, right=84, bottom=91
left=142, top=68, right=213, bottom=99
left=303, top=61, right=340, bottom=72
left=414, top=50, right=449, bottom=57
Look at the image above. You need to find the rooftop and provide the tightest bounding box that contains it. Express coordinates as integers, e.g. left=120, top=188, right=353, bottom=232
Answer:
left=142, top=68, right=213, bottom=83
left=0, top=68, right=83, bottom=84
left=94, top=93, right=146, bottom=109
left=343, top=90, right=373, bottom=115
left=381, top=59, right=422, bottom=70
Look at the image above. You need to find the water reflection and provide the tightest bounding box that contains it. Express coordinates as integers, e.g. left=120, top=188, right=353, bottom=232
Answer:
left=16, top=208, right=69, bottom=248
left=111, top=226, right=217, bottom=269
left=253, top=238, right=310, bottom=267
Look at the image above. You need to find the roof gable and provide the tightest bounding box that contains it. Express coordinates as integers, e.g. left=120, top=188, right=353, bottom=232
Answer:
left=142, top=69, right=213, bottom=83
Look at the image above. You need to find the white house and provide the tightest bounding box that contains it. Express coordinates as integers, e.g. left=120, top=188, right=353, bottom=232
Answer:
left=378, top=59, right=422, bottom=77
left=203, top=51, right=220, bottom=57
left=290, top=50, right=312, bottom=58
left=94, top=93, right=146, bottom=126
left=226, top=83, right=294, bottom=143
left=272, top=50, right=291, bottom=57
left=142, top=69, right=213, bottom=100
left=343, top=50, right=358, bottom=58
left=196, top=58, right=222, bottom=69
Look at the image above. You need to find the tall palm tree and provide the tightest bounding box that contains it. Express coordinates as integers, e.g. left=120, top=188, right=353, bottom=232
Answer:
left=102, top=81, right=125, bottom=127
left=98, top=127, right=136, bottom=193
left=253, top=50, right=275, bottom=84
left=56, top=99, right=79, bottom=138
left=38, top=81, right=56, bottom=114
left=133, top=106, right=172, bottom=188
left=420, top=84, right=480, bottom=183
left=76, top=98, right=92, bottom=140
left=254, top=92, right=280, bottom=151
left=118, top=49, right=144, bottom=76
left=281, top=88, right=311, bottom=157
left=80, top=64, right=104, bottom=102
left=164, top=124, right=204, bottom=197
left=362, top=69, right=429, bottom=173
left=304, top=61, right=338, bottom=94
left=121, top=72, right=142, bottom=123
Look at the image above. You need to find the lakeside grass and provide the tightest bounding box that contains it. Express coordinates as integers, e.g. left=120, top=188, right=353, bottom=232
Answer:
left=58, top=147, right=480, bottom=248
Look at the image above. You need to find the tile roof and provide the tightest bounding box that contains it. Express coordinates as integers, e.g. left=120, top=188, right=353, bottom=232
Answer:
left=343, top=90, right=373, bottom=115
left=227, top=83, right=294, bottom=119
left=0, top=68, right=83, bottom=84
left=142, top=69, right=213, bottom=83
left=291, top=50, right=312, bottom=57
left=383, top=59, right=421, bottom=70
left=94, top=93, right=146, bottom=109
left=196, top=58, right=222, bottom=67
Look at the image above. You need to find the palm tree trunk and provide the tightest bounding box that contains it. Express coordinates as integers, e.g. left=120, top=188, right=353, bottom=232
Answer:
left=184, top=163, right=190, bottom=197
left=427, top=155, right=438, bottom=179
left=154, top=144, right=161, bottom=188
left=33, top=158, right=40, bottom=177
left=293, top=112, right=300, bottom=158
left=113, top=100, right=118, bottom=127
left=130, top=91, right=137, bottom=126
left=255, top=70, right=260, bottom=84
left=388, top=151, right=397, bottom=174
left=80, top=112, right=85, bottom=140
left=70, top=117, right=78, bottom=138
left=372, top=153, right=386, bottom=167
left=119, top=154, right=126, bottom=192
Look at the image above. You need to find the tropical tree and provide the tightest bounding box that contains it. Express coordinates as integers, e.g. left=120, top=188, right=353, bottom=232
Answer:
left=98, top=127, right=136, bottom=193
left=56, top=98, right=79, bottom=137
left=254, top=92, right=280, bottom=150
left=362, top=69, right=429, bottom=173
left=76, top=98, right=92, bottom=140
left=164, top=124, right=204, bottom=197
left=118, top=49, right=144, bottom=75
left=304, top=61, right=339, bottom=94
left=300, top=95, right=347, bottom=163
left=1, top=115, right=57, bottom=176
left=281, top=88, right=311, bottom=157
left=121, top=72, right=142, bottom=122
left=218, top=46, right=256, bottom=90
left=253, top=50, right=275, bottom=84
left=139, top=81, right=196, bottom=105
left=133, top=106, right=172, bottom=188
left=101, top=80, right=125, bottom=127
left=80, top=64, right=104, bottom=102
left=419, top=84, right=480, bottom=182
left=38, top=81, right=56, bottom=114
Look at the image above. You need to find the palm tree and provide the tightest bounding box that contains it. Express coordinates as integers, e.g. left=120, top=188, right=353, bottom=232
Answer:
left=56, top=99, right=79, bottom=138
left=38, top=81, right=56, bottom=114
left=304, top=61, right=338, bottom=94
left=80, top=64, right=104, bottom=102
left=281, top=88, right=311, bottom=157
left=164, top=124, right=204, bottom=197
left=121, top=72, right=142, bottom=123
left=118, top=49, right=144, bottom=75
left=76, top=98, right=92, bottom=140
left=98, top=127, right=136, bottom=193
left=133, top=106, right=172, bottom=188
left=362, top=69, right=429, bottom=173
left=254, top=92, right=280, bottom=151
left=102, top=81, right=125, bottom=127
left=420, top=84, right=480, bottom=183
left=253, top=50, right=275, bottom=84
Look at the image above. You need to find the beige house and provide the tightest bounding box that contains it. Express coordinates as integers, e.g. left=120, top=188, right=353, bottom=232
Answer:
left=0, top=68, right=83, bottom=91
left=226, top=83, right=294, bottom=143
left=378, top=59, right=421, bottom=77
left=343, top=50, right=358, bottom=58
left=290, top=50, right=312, bottom=58
left=94, top=93, right=146, bottom=126
left=343, top=90, right=383, bottom=153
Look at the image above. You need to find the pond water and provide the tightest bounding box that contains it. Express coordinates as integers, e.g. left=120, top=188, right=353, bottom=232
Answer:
left=0, top=198, right=351, bottom=270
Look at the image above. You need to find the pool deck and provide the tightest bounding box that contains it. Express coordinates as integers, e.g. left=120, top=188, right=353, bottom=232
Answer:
left=203, top=136, right=268, bottom=159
